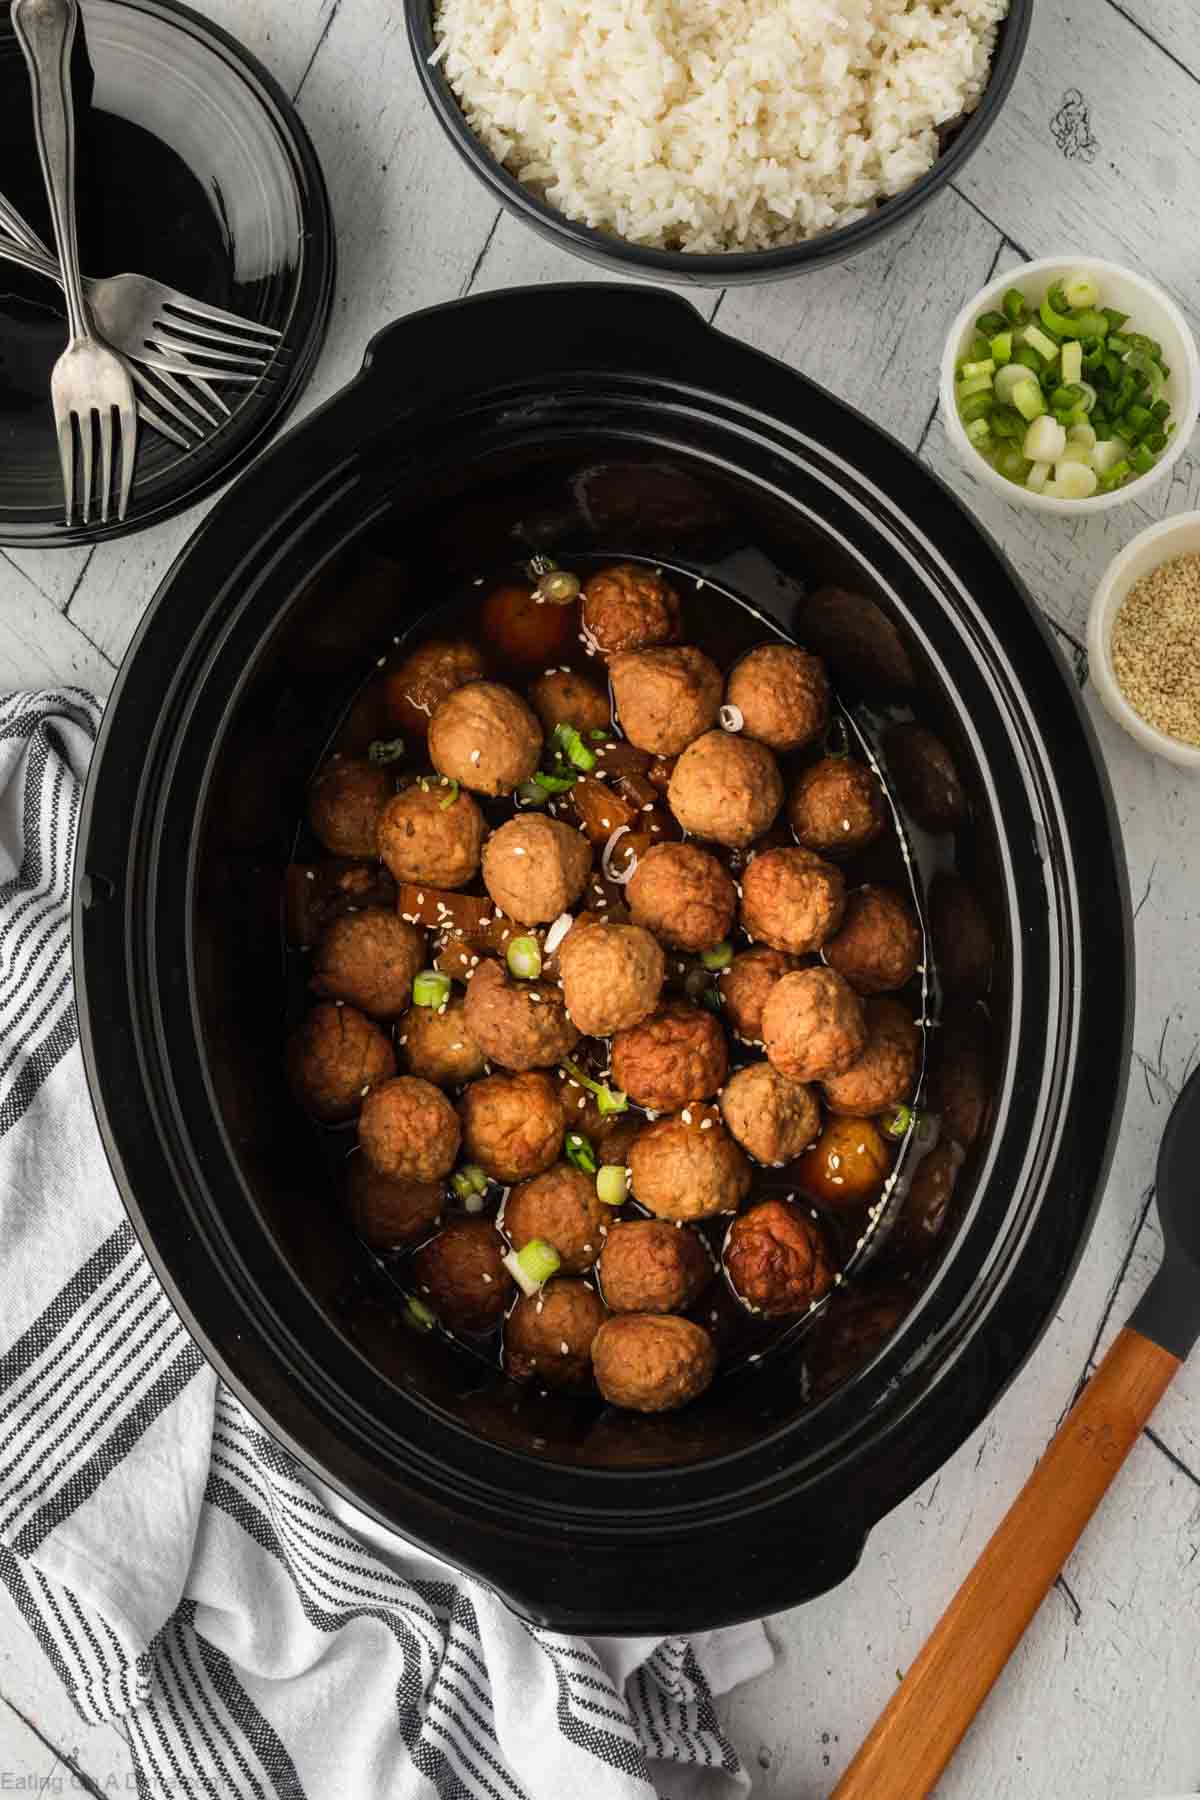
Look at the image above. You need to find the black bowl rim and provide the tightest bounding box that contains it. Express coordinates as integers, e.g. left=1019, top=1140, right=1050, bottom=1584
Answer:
left=404, top=0, right=1033, bottom=282
left=0, top=0, right=336, bottom=549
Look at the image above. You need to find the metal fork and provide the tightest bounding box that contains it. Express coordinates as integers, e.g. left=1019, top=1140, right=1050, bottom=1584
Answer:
left=13, top=0, right=136, bottom=523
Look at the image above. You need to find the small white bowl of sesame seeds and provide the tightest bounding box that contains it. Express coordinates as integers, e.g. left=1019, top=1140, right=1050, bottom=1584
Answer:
left=1088, top=512, right=1200, bottom=768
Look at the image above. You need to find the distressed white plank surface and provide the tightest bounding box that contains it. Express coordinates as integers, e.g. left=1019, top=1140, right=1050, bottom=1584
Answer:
left=3, top=0, right=1200, bottom=1795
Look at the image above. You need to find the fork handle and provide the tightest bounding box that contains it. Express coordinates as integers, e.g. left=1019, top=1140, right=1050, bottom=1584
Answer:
left=0, top=235, right=61, bottom=287
left=11, top=0, right=89, bottom=345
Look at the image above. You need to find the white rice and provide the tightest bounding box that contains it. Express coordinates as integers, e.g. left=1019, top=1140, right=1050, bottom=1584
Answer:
left=432, top=0, right=1009, bottom=254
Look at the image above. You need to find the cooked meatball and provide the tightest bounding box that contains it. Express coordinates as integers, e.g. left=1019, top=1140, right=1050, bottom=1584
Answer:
left=821, top=997, right=919, bottom=1116
left=528, top=669, right=610, bottom=738
left=725, top=645, right=830, bottom=754
left=410, top=1218, right=513, bottom=1332
left=307, top=756, right=393, bottom=859
left=397, top=993, right=487, bottom=1088
left=559, top=921, right=664, bottom=1037
left=789, top=757, right=887, bottom=857
left=761, top=967, right=867, bottom=1082
left=481, top=815, right=592, bottom=925
left=793, top=1114, right=892, bottom=1208
left=823, top=886, right=922, bottom=995
left=359, top=1075, right=461, bottom=1183
left=609, top=646, right=722, bottom=755
left=929, top=873, right=995, bottom=1002
left=464, top=958, right=579, bottom=1072
left=459, top=1071, right=565, bottom=1183
left=286, top=1003, right=396, bottom=1124
left=626, top=842, right=736, bottom=953
left=598, top=1219, right=713, bottom=1314
left=310, top=909, right=426, bottom=1020
left=481, top=583, right=576, bottom=671
left=582, top=563, right=681, bottom=656
left=793, top=585, right=916, bottom=697
left=377, top=781, right=486, bottom=889
left=428, top=682, right=542, bottom=797
left=628, top=1114, right=751, bottom=1221
left=340, top=1154, right=442, bottom=1250
left=611, top=1002, right=728, bottom=1112
left=724, top=1200, right=834, bottom=1318
left=503, top=1163, right=609, bottom=1273
left=740, top=847, right=845, bottom=955
left=932, top=1007, right=992, bottom=1150
left=883, top=722, right=966, bottom=831
left=719, top=1064, right=821, bottom=1166
left=504, top=1279, right=608, bottom=1390
left=567, top=1097, right=642, bottom=1168
left=667, top=731, right=784, bottom=849
left=886, top=1140, right=962, bottom=1269
left=383, top=639, right=486, bottom=738
left=718, top=948, right=799, bottom=1044
left=591, top=1315, right=717, bottom=1413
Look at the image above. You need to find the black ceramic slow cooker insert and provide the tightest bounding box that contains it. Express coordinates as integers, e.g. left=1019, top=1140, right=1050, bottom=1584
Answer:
left=75, top=286, right=1131, bottom=1633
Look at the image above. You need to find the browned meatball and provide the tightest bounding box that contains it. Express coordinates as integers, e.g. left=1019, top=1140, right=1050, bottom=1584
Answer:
left=340, top=1154, right=442, bottom=1249
left=793, top=585, right=916, bottom=697
left=762, top=967, right=867, bottom=1082
left=503, top=1163, right=609, bottom=1273
left=886, top=1140, right=962, bottom=1269
left=286, top=1003, right=396, bottom=1124
left=464, top=958, right=579, bottom=1072
left=719, top=1064, right=821, bottom=1165
left=725, top=645, right=830, bottom=754
left=724, top=1200, right=834, bottom=1317
left=559, top=921, right=664, bottom=1037
left=397, top=993, right=487, bottom=1088
left=628, top=1113, right=751, bottom=1221
left=599, top=1219, right=713, bottom=1314
left=667, top=731, right=783, bottom=849
left=567, top=1096, right=642, bottom=1167
left=383, top=639, right=486, bottom=738
left=932, top=1007, right=992, bottom=1151
left=789, top=757, right=887, bottom=857
left=821, top=997, right=919, bottom=1116
left=611, top=1002, right=728, bottom=1112
left=481, top=815, right=592, bottom=925
left=528, top=669, right=610, bottom=738
left=718, top=948, right=799, bottom=1044
left=377, top=781, right=486, bottom=889
left=609, top=647, right=722, bottom=755
left=582, top=563, right=681, bottom=656
left=883, top=723, right=966, bottom=831
left=793, top=1114, right=892, bottom=1208
left=740, top=847, right=845, bottom=955
left=504, top=1279, right=608, bottom=1390
left=359, top=1075, right=461, bottom=1182
left=591, top=1315, right=716, bottom=1413
left=428, top=682, right=542, bottom=797
left=626, top=842, right=735, bottom=953
left=310, top=909, right=426, bottom=1020
left=823, top=886, right=922, bottom=995
left=459, top=1071, right=565, bottom=1183
left=411, top=1218, right=513, bottom=1332
left=307, top=756, right=393, bottom=859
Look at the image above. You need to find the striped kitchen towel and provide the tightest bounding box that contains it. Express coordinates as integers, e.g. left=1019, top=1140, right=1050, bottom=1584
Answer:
left=0, top=690, right=772, bottom=1800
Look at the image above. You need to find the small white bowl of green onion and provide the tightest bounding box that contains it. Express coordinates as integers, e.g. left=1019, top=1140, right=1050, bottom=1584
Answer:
left=940, top=256, right=1199, bottom=514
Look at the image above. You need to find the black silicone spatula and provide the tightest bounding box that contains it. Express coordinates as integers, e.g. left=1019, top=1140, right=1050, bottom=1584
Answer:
left=835, top=1060, right=1200, bottom=1800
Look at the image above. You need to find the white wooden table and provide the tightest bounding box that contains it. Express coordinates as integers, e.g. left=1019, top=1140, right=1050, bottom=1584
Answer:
left=4, top=1, right=1200, bottom=1794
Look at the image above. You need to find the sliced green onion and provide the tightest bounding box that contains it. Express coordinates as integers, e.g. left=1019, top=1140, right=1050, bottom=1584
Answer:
left=1146, top=430, right=1168, bottom=453
left=1098, top=460, right=1132, bottom=491
left=589, top=728, right=610, bottom=741
left=1025, top=461, right=1051, bottom=493
left=552, top=723, right=597, bottom=773
left=1023, top=416, right=1067, bottom=463
left=503, top=1239, right=561, bottom=1297
left=994, top=445, right=1029, bottom=483
left=1130, top=442, right=1156, bottom=476
left=1049, top=462, right=1098, bottom=500
left=438, top=778, right=460, bottom=811
left=533, top=769, right=577, bottom=795
left=957, top=372, right=993, bottom=401
left=961, top=358, right=995, bottom=380
left=700, top=941, right=733, bottom=972
left=1012, top=346, right=1043, bottom=374
left=413, top=970, right=451, bottom=1009
left=596, top=1164, right=629, bottom=1206
left=565, top=1132, right=598, bottom=1174
left=1024, top=324, right=1061, bottom=363
left=994, top=364, right=1035, bottom=406
left=958, top=391, right=994, bottom=425
left=515, top=780, right=549, bottom=807
left=1124, top=402, right=1154, bottom=435
left=883, top=1104, right=914, bottom=1140
left=989, top=406, right=1024, bottom=441
left=368, top=737, right=406, bottom=765
left=989, top=331, right=1013, bottom=366
left=969, top=333, right=992, bottom=364
left=1102, top=307, right=1129, bottom=332
left=1067, top=423, right=1097, bottom=450
left=452, top=1164, right=488, bottom=1201
left=976, top=310, right=1008, bottom=337
left=965, top=418, right=992, bottom=448
left=1002, top=288, right=1027, bottom=324
left=1011, top=380, right=1046, bottom=422
left=507, top=936, right=543, bottom=980
left=1062, top=271, right=1100, bottom=309
left=561, top=1058, right=628, bottom=1117
left=1091, top=438, right=1127, bottom=476
left=1122, top=352, right=1164, bottom=404
left=405, top=1296, right=436, bottom=1332
left=1060, top=340, right=1083, bottom=385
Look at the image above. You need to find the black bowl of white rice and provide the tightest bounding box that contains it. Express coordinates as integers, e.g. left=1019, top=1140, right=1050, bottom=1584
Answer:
left=407, top=0, right=1031, bottom=285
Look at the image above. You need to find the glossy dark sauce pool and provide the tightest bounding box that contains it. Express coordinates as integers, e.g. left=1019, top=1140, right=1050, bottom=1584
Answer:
left=287, top=552, right=945, bottom=1412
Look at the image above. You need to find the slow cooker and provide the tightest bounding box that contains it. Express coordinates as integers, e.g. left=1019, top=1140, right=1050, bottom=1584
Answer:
left=74, top=285, right=1131, bottom=1633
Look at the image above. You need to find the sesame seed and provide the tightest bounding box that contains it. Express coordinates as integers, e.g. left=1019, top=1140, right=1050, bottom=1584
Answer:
left=700, top=1118, right=713, bottom=1130
left=482, top=1272, right=493, bottom=1283
left=514, top=847, right=526, bottom=856
left=682, top=1109, right=693, bottom=1124
left=305, top=870, right=315, bottom=881
left=416, top=892, right=424, bottom=904
left=470, top=749, right=481, bottom=764
left=451, top=1042, right=465, bottom=1050
left=560, top=1342, right=570, bottom=1355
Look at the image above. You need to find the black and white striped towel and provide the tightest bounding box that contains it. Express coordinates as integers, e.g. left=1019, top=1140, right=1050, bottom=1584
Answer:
left=0, top=690, right=772, bottom=1800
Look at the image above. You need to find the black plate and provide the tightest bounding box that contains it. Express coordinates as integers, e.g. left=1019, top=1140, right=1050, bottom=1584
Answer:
left=0, top=0, right=334, bottom=547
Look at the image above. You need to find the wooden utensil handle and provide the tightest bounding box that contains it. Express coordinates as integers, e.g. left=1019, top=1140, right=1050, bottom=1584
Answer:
left=832, top=1327, right=1179, bottom=1800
